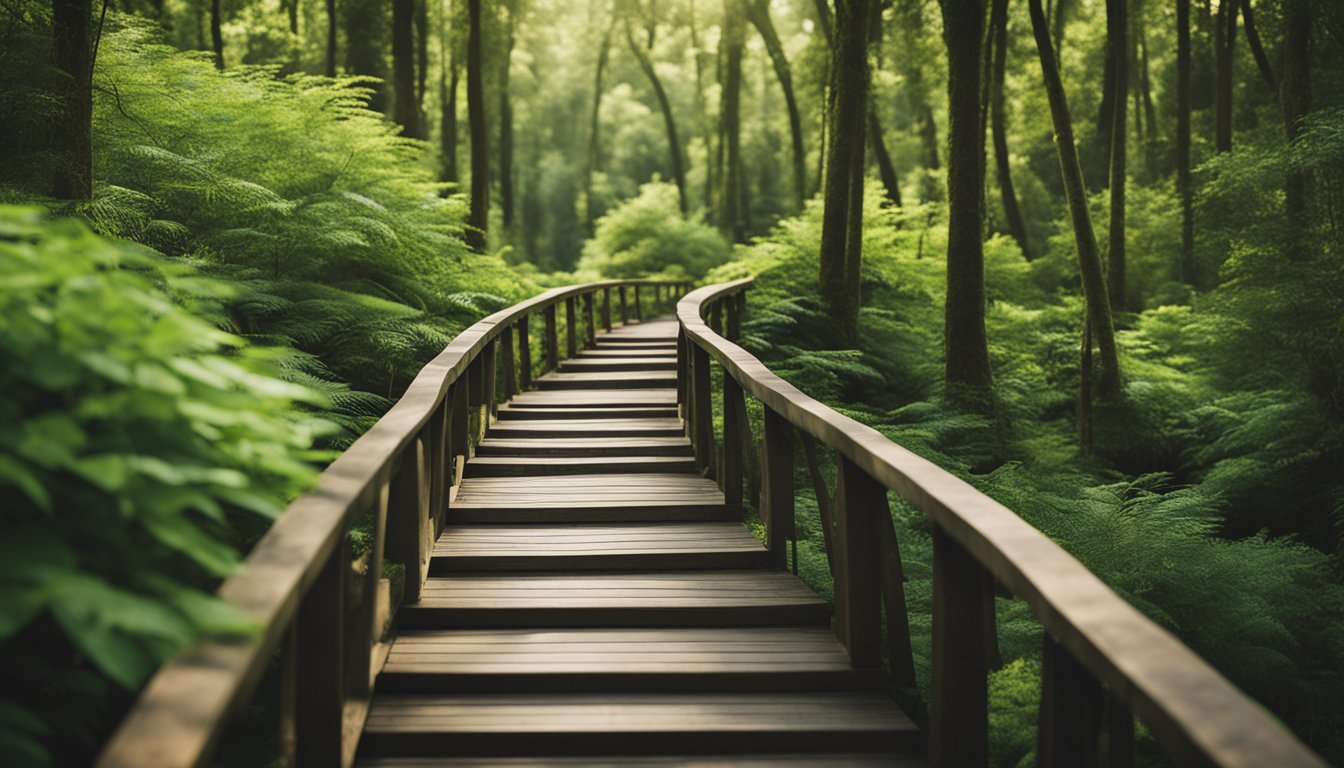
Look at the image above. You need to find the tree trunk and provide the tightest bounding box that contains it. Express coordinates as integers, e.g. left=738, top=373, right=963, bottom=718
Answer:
left=748, top=0, right=806, bottom=210
left=990, top=0, right=1029, bottom=258
left=1051, top=0, right=1071, bottom=57
left=392, top=0, right=423, bottom=138
left=690, top=0, right=714, bottom=210
left=868, top=109, right=902, bottom=207
left=818, top=0, right=870, bottom=347
left=465, top=0, right=489, bottom=252
left=1107, top=0, right=1128, bottom=311
left=325, top=0, right=336, bottom=77
left=1241, top=0, right=1276, bottom=94
left=345, top=0, right=386, bottom=112
left=719, top=0, right=746, bottom=241
left=1176, top=0, right=1193, bottom=283
left=1137, top=22, right=1158, bottom=176
left=286, top=0, right=298, bottom=34
left=416, top=0, right=428, bottom=108
left=52, top=0, right=92, bottom=200
left=584, top=20, right=615, bottom=232
left=210, top=0, right=224, bottom=69
left=1281, top=0, right=1311, bottom=260
left=1028, top=0, right=1123, bottom=400
left=625, top=22, right=688, bottom=214
left=440, top=0, right=460, bottom=187
left=943, top=0, right=993, bottom=397
left=499, top=9, right=516, bottom=231
left=1214, top=0, right=1235, bottom=153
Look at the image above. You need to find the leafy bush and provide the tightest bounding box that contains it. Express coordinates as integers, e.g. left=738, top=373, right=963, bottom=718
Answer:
left=578, top=182, right=731, bottom=279
left=0, top=208, right=330, bottom=766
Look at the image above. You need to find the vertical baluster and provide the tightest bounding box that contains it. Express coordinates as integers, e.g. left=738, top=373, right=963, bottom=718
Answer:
left=387, top=437, right=429, bottom=602
left=565, top=297, right=577, bottom=358
left=450, top=380, right=469, bottom=491
left=427, top=399, right=448, bottom=529
left=676, top=327, right=688, bottom=423
left=619, top=285, right=629, bottom=325
left=931, top=527, right=990, bottom=767
left=726, top=293, right=741, bottom=340
left=293, top=538, right=345, bottom=767
left=1038, top=635, right=1103, bottom=768
left=1107, top=692, right=1135, bottom=768
left=721, top=371, right=744, bottom=508
left=518, top=315, right=533, bottom=390
left=653, top=284, right=662, bottom=311
left=832, top=457, right=882, bottom=669
left=502, top=325, right=517, bottom=400
left=543, top=304, right=559, bottom=372
left=709, top=301, right=723, bottom=335
left=584, top=292, right=597, bottom=346
left=691, top=342, right=714, bottom=477
left=761, top=407, right=793, bottom=569
left=877, top=494, right=917, bottom=688
left=484, top=338, right=498, bottom=420
left=352, top=478, right=391, bottom=695
left=467, top=357, right=485, bottom=444
left=634, top=284, right=643, bottom=322
left=602, top=287, right=612, bottom=331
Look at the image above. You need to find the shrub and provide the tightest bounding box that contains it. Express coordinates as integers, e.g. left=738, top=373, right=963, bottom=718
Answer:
left=578, top=182, right=731, bottom=279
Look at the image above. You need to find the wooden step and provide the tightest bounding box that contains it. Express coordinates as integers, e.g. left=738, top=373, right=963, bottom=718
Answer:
left=559, top=358, right=677, bottom=373
left=358, top=691, right=920, bottom=757
left=429, top=523, right=770, bottom=572
left=498, top=406, right=679, bottom=420
left=463, top=455, right=696, bottom=478
left=488, top=418, right=684, bottom=439
left=359, top=754, right=924, bottom=767
left=536, top=372, right=676, bottom=390
left=447, top=473, right=732, bottom=523
left=399, top=571, right=833, bottom=628
left=575, top=348, right=681, bottom=358
left=475, top=437, right=693, bottom=458
left=508, top=390, right=677, bottom=408
left=375, top=627, right=879, bottom=693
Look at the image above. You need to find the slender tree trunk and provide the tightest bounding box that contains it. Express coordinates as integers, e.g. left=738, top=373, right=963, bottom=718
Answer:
left=690, top=0, right=714, bottom=209
left=1051, top=0, right=1070, bottom=57
left=626, top=22, right=688, bottom=214
left=1138, top=21, right=1158, bottom=176
left=1241, top=0, right=1276, bottom=94
left=584, top=20, right=615, bottom=232
left=1281, top=0, right=1311, bottom=260
left=392, top=0, right=423, bottom=138
left=1107, top=0, right=1128, bottom=311
left=499, top=9, right=516, bottom=231
left=869, top=109, right=902, bottom=207
left=1214, top=0, right=1235, bottom=153
left=324, top=0, right=336, bottom=77
left=52, top=0, right=92, bottom=200
left=943, top=0, right=993, bottom=397
left=1028, top=0, right=1123, bottom=400
left=818, top=0, right=870, bottom=346
left=1176, top=0, right=1194, bottom=283
left=748, top=0, right=806, bottom=210
left=719, top=0, right=746, bottom=241
left=439, top=0, right=459, bottom=185
left=345, top=0, right=386, bottom=112
left=465, top=0, right=489, bottom=252
left=990, top=0, right=1029, bottom=258
left=286, top=0, right=298, bottom=34
left=210, top=0, right=224, bottom=69
left=416, top=0, right=428, bottom=108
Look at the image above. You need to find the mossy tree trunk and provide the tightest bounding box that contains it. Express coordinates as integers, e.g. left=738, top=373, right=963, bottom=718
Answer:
left=1028, top=0, right=1123, bottom=400
left=465, top=0, right=489, bottom=253
left=52, top=0, right=92, bottom=200
left=942, top=0, right=994, bottom=398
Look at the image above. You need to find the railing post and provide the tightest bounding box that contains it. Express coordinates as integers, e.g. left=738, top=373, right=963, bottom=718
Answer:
left=584, top=292, right=597, bottom=346
left=709, top=300, right=723, bottom=335
left=387, top=437, right=429, bottom=602
left=691, top=342, right=714, bottom=477
left=544, top=304, right=559, bottom=372
left=761, top=407, right=793, bottom=569
left=722, top=371, right=744, bottom=508
left=565, top=297, right=577, bottom=358
left=602, top=287, right=612, bottom=331
left=726, top=292, right=742, bottom=340
left=676, top=326, right=688, bottom=422
left=619, top=285, right=629, bottom=325
left=450, top=380, right=469, bottom=483
left=351, top=478, right=391, bottom=695
left=518, top=314, right=532, bottom=389
left=484, top=337, right=498, bottom=420
left=1107, top=692, right=1135, bottom=768
left=634, top=284, right=643, bottom=322
left=833, top=456, right=882, bottom=669
left=931, top=526, right=990, bottom=767
left=293, top=538, right=345, bottom=768
left=880, top=501, right=918, bottom=688
left=502, top=325, right=517, bottom=400
left=1038, top=635, right=1103, bottom=768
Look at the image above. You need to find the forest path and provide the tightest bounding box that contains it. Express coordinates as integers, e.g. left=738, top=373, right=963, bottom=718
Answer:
left=354, top=317, right=923, bottom=766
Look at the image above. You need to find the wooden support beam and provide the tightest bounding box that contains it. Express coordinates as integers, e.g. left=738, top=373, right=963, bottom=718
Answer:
left=833, top=456, right=882, bottom=669
left=1038, top=634, right=1103, bottom=768
left=931, top=526, right=990, bottom=767
left=619, top=285, right=629, bottom=325
left=722, top=371, right=745, bottom=508
left=584, top=292, right=596, bottom=346
left=565, top=297, right=577, bottom=358
left=501, top=325, right=516, bottom=400
left=543, top=305, right=559, bottom=373
left=292, top=540, right=345, bottom=768
left=691, top=342, right=714, bottom=478
left=761, top=407, right=794, bottom=569
left=602, top=287, right=612, bottom=331
left=518, top=315, right=532, bottom=390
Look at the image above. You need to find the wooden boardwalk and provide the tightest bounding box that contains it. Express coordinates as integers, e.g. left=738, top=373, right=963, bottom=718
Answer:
left=356, top=318, right=923, bottom=766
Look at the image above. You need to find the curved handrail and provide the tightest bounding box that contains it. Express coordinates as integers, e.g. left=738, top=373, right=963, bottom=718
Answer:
left=97, top=278, right=689, bottom=768
left=677, top=279, right=1325, bottom=768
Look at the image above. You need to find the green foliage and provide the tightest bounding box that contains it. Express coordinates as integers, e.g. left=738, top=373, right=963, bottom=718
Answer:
left=0, top=208, right=329, bottom=765
left=578, top=182, right=731, bottom=279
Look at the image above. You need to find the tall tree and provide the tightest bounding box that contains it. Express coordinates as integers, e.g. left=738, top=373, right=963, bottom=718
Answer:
left=499, top=2, right=516, bottom=230
left=439, top=0, right=460, bottom=185
left=465, top=0, right=489, bottom=252
left=324, top=0, right=336, bottom=77
left=989, top=0, right=1029, bottom=258
left=1107, top=0, right=1128, bottom=310
left=584, top=18, right=615, bottom=232
left=1176, top=0, right=1193, bottom=283
left=1028, top=0, right=1123, bottom=400
left=210, top=0, right=224, bottom=69
left=941, top=0, right=993, bottom=397
left=1214, top=0, right=1236, bottom=152
left=393, top=0, right=424, bottom=138
left=1241, top=0, right=1276, bottom=94
left=52, top=0, right=92, bottom=200
left=624, top=20, right=688, bottom=213
left=285, top=0, right=299, bottom=34
left=416, top=0, right=429, bottom=107
left=817, top=0, right=870, bottom=346
left=719, top=0, right=747, bottom=241
left=1281, top=0, right=1311, bottom=260
left=867, top=1, right=902, bottom=209
left=346, top=0, right=387, bottom=112
left=747, top=0, right=806, bottom=210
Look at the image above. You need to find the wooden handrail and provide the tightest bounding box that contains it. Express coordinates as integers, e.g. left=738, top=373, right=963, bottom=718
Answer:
left=96, top=278, right=691, bottom=768
left=677, top=278, right=1326, bottom=768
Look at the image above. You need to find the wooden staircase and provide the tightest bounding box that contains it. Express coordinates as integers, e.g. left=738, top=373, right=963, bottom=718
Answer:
left=355, top=318, right=923, bottom=766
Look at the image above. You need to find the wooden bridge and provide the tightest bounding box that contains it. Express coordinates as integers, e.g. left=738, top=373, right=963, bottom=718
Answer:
left=97, top=280, right=1326, bottom=767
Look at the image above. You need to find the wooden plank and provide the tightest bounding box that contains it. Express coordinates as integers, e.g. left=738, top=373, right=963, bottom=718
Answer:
left=357, top=754, right=923, bottom=767
left=559, top=358, right=677, bottom=372
left=463, top=455, right=696, bottom=478
left=497, top=406, right=679, bottom=421
left=508, top=390, right=677, bottom=407
left=474, top=436, right=693, bottom=457
left=429, top=522, right=768, bottom=571
left=487, top=418, right=685, bottom=438
left=536, top=371, right=676, bottom=390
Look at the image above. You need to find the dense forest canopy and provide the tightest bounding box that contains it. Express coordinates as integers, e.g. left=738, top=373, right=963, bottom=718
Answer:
left=2, top=0, right=1343, bottom=764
